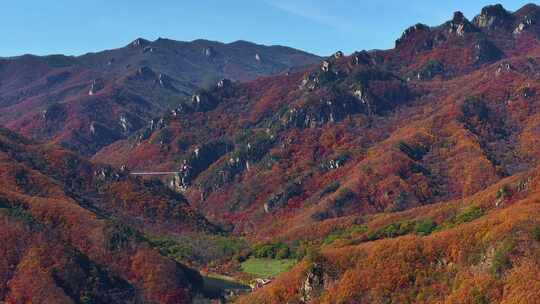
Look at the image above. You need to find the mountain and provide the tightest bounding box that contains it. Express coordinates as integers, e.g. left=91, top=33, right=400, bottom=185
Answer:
left=2, top=3, right=540, bottom=304
left=89, top=3, right=540, bottom=302
left=0, top=126, right=215, bottom=303
left=0, top=39, right=321, bottom=155
left=95, top=3, right=540, bottom=234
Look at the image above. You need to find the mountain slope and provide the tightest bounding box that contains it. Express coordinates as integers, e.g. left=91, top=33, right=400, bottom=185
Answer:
left=0, top=127, right=214, bottom=303
left=94, top=3, right=540, bottom=239
left=238, top=167, right=540, bottom=303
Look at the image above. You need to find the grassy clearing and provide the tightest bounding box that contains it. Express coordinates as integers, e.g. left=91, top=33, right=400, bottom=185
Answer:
left=241, top=258, right=296, bottom=278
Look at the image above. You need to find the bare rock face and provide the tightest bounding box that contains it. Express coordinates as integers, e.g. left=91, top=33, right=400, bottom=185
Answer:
left=395, top=23, right=430, bottom=47
left=300, top=263, right=326, bottom=303
left=473, top=4, right=514, bottom=30
left=142, top=46, right=157, bottom=53
left=447, top=11, right=477, bottom=36
left=351, top=51, right=371, bottom=66
left=94, top=166, right=120, bottom=182
left=119, top=114, right=131, bottom=133
left=88, top=79, right=104, bottom=96
left=514, top=13, right=536, bottom=34
left=157, top=73, right=175, bottom=90
left=217, top=78, right=231, bottom=89
left=203, top=47, right=215, bottom=57
left=169, top=172, right=187, bottom=192
left=321, top=60, right=331, bottom=72
left=131, top=38, right=149, bottom=48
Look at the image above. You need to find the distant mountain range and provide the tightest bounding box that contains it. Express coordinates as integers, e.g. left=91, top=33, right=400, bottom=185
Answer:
left=0, top=38, right=321, bottom=154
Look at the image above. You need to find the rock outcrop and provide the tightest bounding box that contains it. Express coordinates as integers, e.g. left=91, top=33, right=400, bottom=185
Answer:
left=473, top=4, right=514, bottom=30
left=446, top=11, right=477, bottom=36
left=473, top=38, right=503, bottom=65
left=395, top=23, right=430, bottom=47
left=203, top=47, right=215, bottom=57
left=88, top=79, right=104, bottom=96
left=131, top=38, right=149, bottom=48
left=300, top=263, right=326, bottom=303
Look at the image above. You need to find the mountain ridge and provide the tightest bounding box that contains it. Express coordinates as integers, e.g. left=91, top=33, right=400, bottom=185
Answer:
left=0, top=37, right=321, bottom=155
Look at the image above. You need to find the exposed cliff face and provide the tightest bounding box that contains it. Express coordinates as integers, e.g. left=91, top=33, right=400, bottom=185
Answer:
left=473, top=4, right=515, bottom=30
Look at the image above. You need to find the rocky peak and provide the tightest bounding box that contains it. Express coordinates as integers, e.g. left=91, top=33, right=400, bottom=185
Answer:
left=130, top=38, right=149, bottom=48
left=452, top=11, right=466, bottom=23
left=446, top=11, right=477, bottom=36
left=473, top=4, right=514, bottom=30
left=333, top=51, right=344, bottom=59
left=395, top=23, right=430, bottom=46
left=513, top=4, right=539, bottom=34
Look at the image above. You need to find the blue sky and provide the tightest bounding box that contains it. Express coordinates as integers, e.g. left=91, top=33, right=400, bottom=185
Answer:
left=0, top=1, right=532, bottom=57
